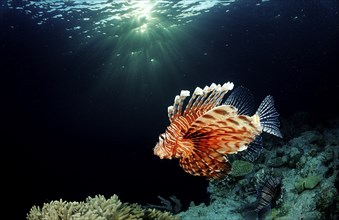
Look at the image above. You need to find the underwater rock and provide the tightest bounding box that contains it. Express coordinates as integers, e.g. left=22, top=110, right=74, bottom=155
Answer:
left=287, top=147, right=302, bottom=168
left=288, top=130, right=323, bottom=151
left=230, top=160, right=254, bottom=177
left=177, top=113, right=339, bottom=220
left=316, top=186, right=338, bottom=211
left=316, top=170, right=338, bottom=211
left=176, top=199, right=244, bottom=220
left=294, top=175, right=322, bottom=193
left=267, top=156, right=288, bottom=167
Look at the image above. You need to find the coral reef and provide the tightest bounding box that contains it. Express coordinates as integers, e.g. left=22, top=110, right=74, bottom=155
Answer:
left=294, top=175, right=322, bottom=193
left=26, top=114, right=338, bottom=220
left=144, top=195, right=182, bottom=214
left=27, top=194, right=179, bottom=220
left=230, top=160, right=254, bottom=177
left=177, top=115, right=339, bottom=220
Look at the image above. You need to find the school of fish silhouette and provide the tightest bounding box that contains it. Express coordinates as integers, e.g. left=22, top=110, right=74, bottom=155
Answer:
left=154, top=82, right=282, bottom=180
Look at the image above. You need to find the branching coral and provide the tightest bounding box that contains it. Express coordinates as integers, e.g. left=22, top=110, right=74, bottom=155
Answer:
left=27, top=194, right=179, bottom=220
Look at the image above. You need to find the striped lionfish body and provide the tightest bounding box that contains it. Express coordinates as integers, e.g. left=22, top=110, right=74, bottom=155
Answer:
left=153, top=82, right=282, bottom=180
left=255, top=176, right=282, bottom=213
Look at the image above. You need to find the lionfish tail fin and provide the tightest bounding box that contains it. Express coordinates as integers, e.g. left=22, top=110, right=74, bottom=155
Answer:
left=224, top=86, right=255, bottom=115
left=256, top=96, right=282, bottom=138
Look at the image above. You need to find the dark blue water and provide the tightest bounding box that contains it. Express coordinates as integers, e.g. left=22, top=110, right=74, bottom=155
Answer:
left=2, top=0, right=338, bottom=219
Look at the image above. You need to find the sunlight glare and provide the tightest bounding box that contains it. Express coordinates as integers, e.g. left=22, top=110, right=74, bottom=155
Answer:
left=131, top=0, right=154, bottom=22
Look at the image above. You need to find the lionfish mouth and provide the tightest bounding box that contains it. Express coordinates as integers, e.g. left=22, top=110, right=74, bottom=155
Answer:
left=153, top=133, right=167, bottom=159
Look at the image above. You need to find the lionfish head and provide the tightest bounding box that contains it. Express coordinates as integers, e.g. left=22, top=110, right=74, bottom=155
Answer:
left=153, top=133, right=174, bottom=159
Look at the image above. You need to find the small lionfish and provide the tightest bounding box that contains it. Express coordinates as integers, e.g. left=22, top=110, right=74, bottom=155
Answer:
left=154, top=82, right=282, bottom=180
left=255, top=176, right=282, bottom=213
left=241, top=175, right=283, bottom=219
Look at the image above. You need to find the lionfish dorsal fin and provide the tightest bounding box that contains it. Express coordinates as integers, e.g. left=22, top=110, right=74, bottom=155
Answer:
left=224, top=86, right=255, bottom=116
left=168, top=82, right=234, bottom=123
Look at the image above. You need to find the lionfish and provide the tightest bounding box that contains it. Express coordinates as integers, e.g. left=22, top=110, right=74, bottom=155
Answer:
left=254, top=176, right=282, bottom=213
left=241, top=175, right=283, bottom=219
left=153, top=82, right=282, bottom=180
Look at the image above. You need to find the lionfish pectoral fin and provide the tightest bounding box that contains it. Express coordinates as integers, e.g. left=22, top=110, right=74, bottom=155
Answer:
left=256, top=96, right=282, bottom=138
left=187, top=126, right=255, bottom=156
left=179, top=147, right=231, bottom=180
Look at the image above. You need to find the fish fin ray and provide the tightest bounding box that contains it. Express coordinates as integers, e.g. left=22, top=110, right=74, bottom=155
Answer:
left=181, top=82, right=234, bottom=120
left=179, top=147, right=231, bottom=180
left=237, top=136, right=263, bottom=162
left=224, top=86, right=255, bottom=115
left=256, top=96, right=282, bottom=138
left=186, top=123, right=256, bottom=155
